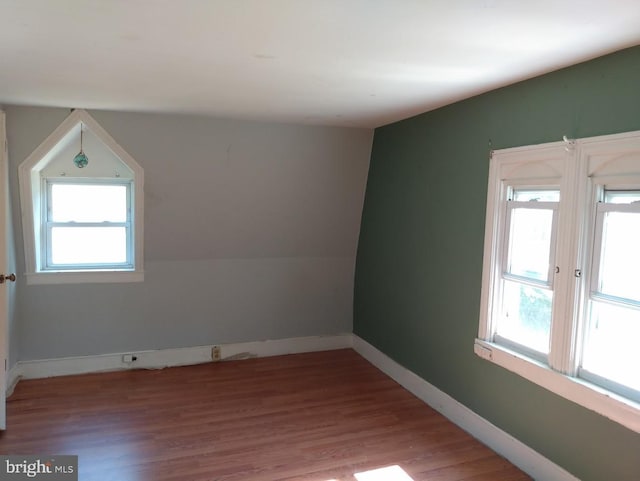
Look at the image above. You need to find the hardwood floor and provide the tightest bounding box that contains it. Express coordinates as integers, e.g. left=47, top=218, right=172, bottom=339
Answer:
left=0, top=349, right=531, bottom=481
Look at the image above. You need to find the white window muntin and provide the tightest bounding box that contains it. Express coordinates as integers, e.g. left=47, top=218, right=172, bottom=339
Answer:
left=42, top=178, right=134, bottom=271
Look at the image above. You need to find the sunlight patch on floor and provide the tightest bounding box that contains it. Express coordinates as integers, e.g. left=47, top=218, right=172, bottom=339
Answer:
left=354, top=465, right=415, bottom=481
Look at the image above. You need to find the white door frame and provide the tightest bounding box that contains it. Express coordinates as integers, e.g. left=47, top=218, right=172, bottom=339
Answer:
left=0, top=110, right=10, bottom=429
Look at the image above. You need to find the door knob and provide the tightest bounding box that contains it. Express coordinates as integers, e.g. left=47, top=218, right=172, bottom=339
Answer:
left=0, top=273, right=16, bottom=284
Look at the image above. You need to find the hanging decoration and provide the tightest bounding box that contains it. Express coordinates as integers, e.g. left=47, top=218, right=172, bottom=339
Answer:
left=73, top=123, right=89, bottom=168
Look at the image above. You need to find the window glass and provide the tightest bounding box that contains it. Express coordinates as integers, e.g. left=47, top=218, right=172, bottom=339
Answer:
left=50, top=227, right=127, bottom=265
left=497, top=280, right=552, bottom=354
left=507, top=207, right=554, bottom=282
left=513, top=190, right=560, bottom=202
left=582, top=301, right=640, bottom=394
left=597, top=210, right=640, bottom=301
left=604, top=190, right=640, bottom=204
left=51, top=184, right=127, bottom=223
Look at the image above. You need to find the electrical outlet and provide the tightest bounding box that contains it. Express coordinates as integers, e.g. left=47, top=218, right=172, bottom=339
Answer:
left=122, top=354, right=138, bottom=363
left=211, top=345, right=221, bottom=362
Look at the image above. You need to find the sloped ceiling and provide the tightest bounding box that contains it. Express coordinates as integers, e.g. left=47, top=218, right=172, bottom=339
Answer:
left=1, top=1, right=639, bottom=127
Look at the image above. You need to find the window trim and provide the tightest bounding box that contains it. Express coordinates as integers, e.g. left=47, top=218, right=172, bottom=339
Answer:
left=18, top=109, right=144, bottom=284
left=477, top=131, right=640, bottom=434
left=43, top=178, right=134, bottom=271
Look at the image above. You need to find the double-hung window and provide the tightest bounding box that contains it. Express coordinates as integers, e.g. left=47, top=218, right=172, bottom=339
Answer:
left=19, top=109, right=144, bottom=284
left=477, top=130, right=640, bottom=433
left=580, top=188, right=640, bottom=401
left=497, top=187, right=559, bottom=358
left=44, top=180, right=133, bottom=270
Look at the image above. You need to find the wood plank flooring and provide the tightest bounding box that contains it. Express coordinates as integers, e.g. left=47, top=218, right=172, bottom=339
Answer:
left=0, top=349, right=531, bottom=481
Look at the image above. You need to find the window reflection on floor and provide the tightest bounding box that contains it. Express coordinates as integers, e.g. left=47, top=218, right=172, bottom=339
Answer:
left=354, top=465, right=415, bottom=481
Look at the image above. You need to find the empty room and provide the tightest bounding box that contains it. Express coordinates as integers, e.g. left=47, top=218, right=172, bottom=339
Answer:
left=0, top=2, right=639, bottom=480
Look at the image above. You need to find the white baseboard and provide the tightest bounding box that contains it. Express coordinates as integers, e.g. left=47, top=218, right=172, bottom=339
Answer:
left=13, top=334, right=353, bottom=381
left=352, top=335, right=579, bottom=481
left=6, top=364, right=21, bottom=398
left=221, top=333, right=353, bottom=360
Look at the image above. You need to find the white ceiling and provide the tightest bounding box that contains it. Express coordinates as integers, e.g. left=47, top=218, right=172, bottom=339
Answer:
left=1, top=1, right=639, bottom=128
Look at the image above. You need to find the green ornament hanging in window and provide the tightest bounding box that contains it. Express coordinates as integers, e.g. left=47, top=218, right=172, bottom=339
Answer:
left=73, top=124, right=89, bottom=168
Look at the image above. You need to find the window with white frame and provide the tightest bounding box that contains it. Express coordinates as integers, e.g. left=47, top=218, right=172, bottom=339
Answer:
left=476, top=130, right=640, bottom=434
left=579, top=187, right=640, bottom=401
left=19, top=109, right=144, bottom=284
left=496, top=187, right=559, bottom=359
left=43, top=180, right=133, bottom=270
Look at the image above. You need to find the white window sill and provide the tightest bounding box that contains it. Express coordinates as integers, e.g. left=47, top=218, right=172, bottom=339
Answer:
left=25, top=270, right=144, bottom=285
left=474, top=338, right=640, bottom=434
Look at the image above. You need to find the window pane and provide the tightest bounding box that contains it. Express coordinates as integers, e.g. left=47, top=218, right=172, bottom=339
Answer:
left=513, top=190, right=560, bottom=202
left=497, top=280, right=552, bottom=354
left=582, top=301, right=640, bottom=393
left=51, top=227, right=127, bottom=265
left=51, top=184, right=127, bottom=222
left=604, top=190, right=640, bottom=204
left=598, top=211, right=640, bottom=301
left=507, top=207, right=554, bottom=281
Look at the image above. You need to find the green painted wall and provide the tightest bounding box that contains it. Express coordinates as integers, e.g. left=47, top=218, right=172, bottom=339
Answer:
left=354, top=47, right=640, bottom=481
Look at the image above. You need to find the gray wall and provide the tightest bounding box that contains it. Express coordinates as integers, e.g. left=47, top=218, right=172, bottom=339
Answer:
left=6, top=106, right=372, bottom=361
